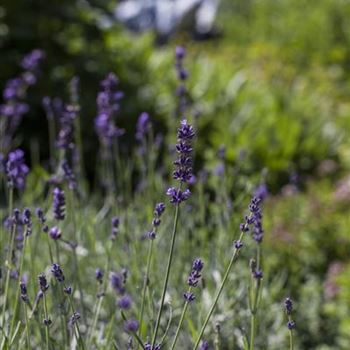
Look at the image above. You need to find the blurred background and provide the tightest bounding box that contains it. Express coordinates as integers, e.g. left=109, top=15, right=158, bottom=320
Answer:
left=1, top=0, right=350, bottom=348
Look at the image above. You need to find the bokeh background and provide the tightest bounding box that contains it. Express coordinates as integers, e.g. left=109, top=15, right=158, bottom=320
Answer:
left=1, top=0, right=350, bottom=348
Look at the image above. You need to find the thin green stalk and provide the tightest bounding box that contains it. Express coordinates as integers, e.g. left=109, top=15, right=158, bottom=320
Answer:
left=192, top=231, right=245, bottom=350
left=289, top=329, right=294, bottom=350
left=43, top=293, right=50, bottom=350
left=138, top=239, right=154, bottom=340
left=23, top=303, right=31, bottom=350
left=151, top=203, right=180, bottom=348
left=1, top=219, right=17, bottom=328
left=9, top=231, right=29, bottom=338
left=169, top=297, right=190, bottom=350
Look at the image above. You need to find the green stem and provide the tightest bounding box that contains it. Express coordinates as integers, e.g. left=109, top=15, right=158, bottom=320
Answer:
left=138, top=239, right=154, bottom=340
left=192, top=231, right=245, bottom=350
left=43, top=293, right=50, bottom=350
left=151, top=203, right=180, bottom=347
left=289, top=329, right=294, bottom=350
left=23, top=303, right=31, bottom=350
left=170, top=299, right=190, bottom=350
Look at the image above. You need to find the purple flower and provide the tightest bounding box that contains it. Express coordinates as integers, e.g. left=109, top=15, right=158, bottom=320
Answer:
left=254, top=183, right=268, bottom=202
left=6, top=149, right=29, bottom=189
left=38, top=273, right=49, bottom=292
left=117, top=294, right=132, bottom=309
left=109, top=271, right=125, bottom=295
left=62, top=161, right=77, bottom=190
left=56, top=104, right=78, bottom=150
left=49, top=226, right=61, bottom=240
left=64, top=286, right=72, bottom=295
left=110, top=216, right=120, bottom=240
left=95, top=73, right=125, bottom=146
left=199, top=340, right=209, bottom=350
left=284, top=297, right=293, bottom=315
left=51, top=263, right=65, bottom=282
left=144, top=343, right=161, bottom=350
left=184, top=291, right=195, bottom=302
left=53, top=187, right=65, bottom=221
left=287, top=320, right=296, bottom=329
left=135, top=112, right=150, bottom=141
left=96, top=268, right=104, bottom=284
left=166, top=187, right=191, bottom=204
left=124, top=319, right=139, bottom=333
left=21, top=49, right=45, bottom=72
left=187, top=258, right=204, bottom=288
left=151, top=202, right=166, bottom=230
left=20, top=281, right=28, bottom=302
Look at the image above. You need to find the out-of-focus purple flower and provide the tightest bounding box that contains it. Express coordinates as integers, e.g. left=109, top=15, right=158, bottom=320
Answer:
left=214, top=163, right=225, bottom=177
left=151, top=202, right=166, bottom=230
left=254, top=183, right=268, bottom=202
left=117, top=294, right=132, bottom=309
left=22, top=208, right=32, bottom=236
left=49, top=226, right=61, bottom=240
left=3, top=77, right=25, bottom=100
left=36, top=208, right=48, bottom=232
left=184, top=291, right=195, bottom=302
left=6, top=149, right=29, bottom=189
left=95, top=73, right=125, bottom=146
left=217, top=145, right=226, bottom=160
left=56, top=104, right=78, bottom=150
left=51, top=263, right=65, bottom=282
left=53, top=187, right=65, bottom=221
left=64, top=286, right=72, bottom=295
left=135, top=112, right=150, bottom=142
left=62, top=160, right=77, bottom=190
left=109, top=271, right=125, bottom=295
left=199, top=340, right=209, bottom=350
left=175, top=46, right=188, bottom=115
left=124, top=319, right=139, bottom=333
left=21, top=49, right=45, bottom=72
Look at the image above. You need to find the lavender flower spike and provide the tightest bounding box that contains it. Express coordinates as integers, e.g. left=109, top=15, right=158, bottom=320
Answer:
left=53, top=187, right=65, bottom=221
left=6, top=149, right=29, bottom=189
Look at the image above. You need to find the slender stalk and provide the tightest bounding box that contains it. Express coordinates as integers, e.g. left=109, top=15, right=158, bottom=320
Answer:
left=289, top=329, right=294, bottom=350
left=138, top=239, right=154, bottom=339
left=43, top=293, right=50, bottom=350
left=169, top=297, right=190, bottom=350
left=192, top=231, right=244, bottom=350
left=1, top=218, right=17, bottom=327
left=151, top=203, right=180, bottom=347
left=23, top=303, right=31, bottom=350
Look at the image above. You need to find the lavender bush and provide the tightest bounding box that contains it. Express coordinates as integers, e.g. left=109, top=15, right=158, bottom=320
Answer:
left=0, top=47, right=301, bottom=350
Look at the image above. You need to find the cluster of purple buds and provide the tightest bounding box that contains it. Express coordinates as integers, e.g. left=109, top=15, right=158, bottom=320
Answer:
left=144, top=343, right=161, bottom=350
left=35, top=208, right=49, bottom=232
left=175, top=46, right=188, bottom=115
left=20, top=281, right=28, bottom=302
left=184, top=258, right=204, bottom=302
left=62, top=160, right=77, bottom=190
left=167, top=119, right=195, bottom=204
left=148, top=202, right=166, bottom=239
left=284, top=297, right=296, bottom=330
left=239, top=196, right=264, bottom=243
left=53, top=187, right=65, bottom=221
left=95, top=73, right=125, bottom=146
left=51, top=263, right=65, bottom=282
left=110, top=217, right=120, bottom=240
left=56, top=104, right=78, bottom=151
left=249, top=258, right=263, bottom=280
left=5, top=149, right=29, bottom=189
left=38, top=273, right=49, bottom=293
left=22, top=208, right=32, bottom=236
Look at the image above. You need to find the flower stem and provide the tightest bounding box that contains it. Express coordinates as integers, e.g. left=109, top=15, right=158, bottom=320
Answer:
left=151, top=203, right=180, bottom=347
left=192, top=231, right=244, bottom=350
left=170, top=298, right=190, bottom=350
left=43, top=293, right=50, bottom=350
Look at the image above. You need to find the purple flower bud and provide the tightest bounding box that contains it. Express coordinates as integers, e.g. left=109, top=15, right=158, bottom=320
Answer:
left=124, top=319, right=139, bottom=333
left=287, top=320, right=296, bottom=330
left=38, top=273, right=49, bottom=292
left=6, top=149, right=29, bottom=189
left=68, top=312, right=80, bottom=327
left=51, top=263, right=65, bottom=282
left=284, top=297, right=293, bottom=315
left=64, top=286, right=72, bottom=295
left=49, top=226, right=61, bottom=240
left=184, top=291, right=195, bottom=302
left=96, top=268, right=104, bottom=284
left=117, top=294, right=132, bottom=309
left=53, top=187, right=65, bottom=221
